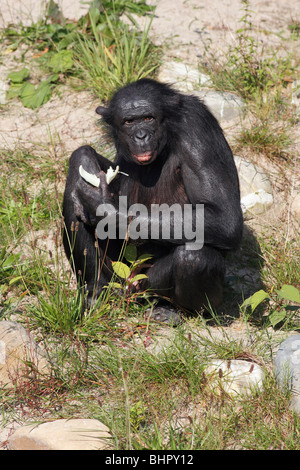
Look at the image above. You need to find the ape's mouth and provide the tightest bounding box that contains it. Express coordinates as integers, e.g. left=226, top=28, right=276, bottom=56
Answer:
left=133, top=151, right=157, bottom=164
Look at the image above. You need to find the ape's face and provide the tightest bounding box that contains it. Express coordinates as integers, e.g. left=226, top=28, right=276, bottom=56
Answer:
left=113, top=97, right=166, bottom=165
left=96, top=82, right=173, bottom=166
left=113, top=98, right=159, bottom=165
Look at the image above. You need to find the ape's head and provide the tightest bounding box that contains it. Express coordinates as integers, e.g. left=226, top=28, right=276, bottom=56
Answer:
left=96, top=79, right=181, bottom=165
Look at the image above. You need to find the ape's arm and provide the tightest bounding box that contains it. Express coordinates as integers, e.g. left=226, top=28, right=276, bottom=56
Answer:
left=179, top=95, right=243, bottom=251
left=64, top=145, right=118, bottom=226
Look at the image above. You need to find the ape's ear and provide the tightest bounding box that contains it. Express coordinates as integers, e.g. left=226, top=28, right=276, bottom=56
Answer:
left=95, top=105, right=113, bottom=125
left=95, top=106, right=107, bottom=115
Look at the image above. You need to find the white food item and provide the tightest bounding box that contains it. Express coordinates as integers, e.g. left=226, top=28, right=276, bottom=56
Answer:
left=79, top=165, right=100, bottom=187
left=79, top=165, right=122, bottom=186
left=106, top=165, right=119, bottom=184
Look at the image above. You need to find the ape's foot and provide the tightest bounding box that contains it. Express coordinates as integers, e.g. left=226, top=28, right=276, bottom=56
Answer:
left=145, top=306, right=182, bottom=326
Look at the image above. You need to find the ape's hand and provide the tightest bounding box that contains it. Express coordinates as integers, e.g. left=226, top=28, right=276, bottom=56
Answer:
left=72, top=171, right=115, bottom=226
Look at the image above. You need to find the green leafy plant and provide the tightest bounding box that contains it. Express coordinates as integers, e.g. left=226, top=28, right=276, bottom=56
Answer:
left=236, top=118, right=292, bottom=159
left=7, top=68, right=30, bottom=84
left=111, top=244, right=151, bottom=293
left=7, top=68, right=59, bottom=109
left=288, top=21, right=300, bottom=39
left=0, top=248, right=22, bottom=286
left=129, top=400, right=147, bottom=431
left=242, top=284, right=300, bottom=328
left=200, top=0, right=297, bottom=160
left=201, top=1, right=294, bottom=101
left=74, top=12, right=160, bottom=99
left=27, top=280, right=111, bottom=336
left=3, top=0, right=159, bottom=108
left=48, top=50, right=74, bottom=73
left=0, top=189, right=53, bottom=235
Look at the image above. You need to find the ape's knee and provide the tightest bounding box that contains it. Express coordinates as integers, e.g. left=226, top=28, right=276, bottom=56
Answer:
left=69, top=145, right=100, bottom=172
left=175, top=245, right=225, bottom=277
left=173, top=246, right=225, bottom=311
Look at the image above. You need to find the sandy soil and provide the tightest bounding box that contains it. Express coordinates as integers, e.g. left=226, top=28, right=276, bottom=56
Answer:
left=1, top=0, right=299, bottom=153
left=2, top=0, right=300, bottom=51
left=127, top=0, right=300, bottom=66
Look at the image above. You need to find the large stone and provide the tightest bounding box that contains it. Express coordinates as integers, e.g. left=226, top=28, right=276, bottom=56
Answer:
left=205, top=359, right=264, bottom=397
left=194, top=90, right=244, bottom=121
left=8, top=418, right=112, bottom=450
left=157, top=62, right=244, bottom=121
left=234, top=156, right=274, bottom=220
left=274, top=335, right=300, bottom=414
left=0, top=320, right=49, bottom=388
left=158, top=61, right=211, bottom=91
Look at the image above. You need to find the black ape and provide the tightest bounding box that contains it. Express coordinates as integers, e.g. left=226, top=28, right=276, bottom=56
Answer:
left=62, top=79, right=243, bottom=316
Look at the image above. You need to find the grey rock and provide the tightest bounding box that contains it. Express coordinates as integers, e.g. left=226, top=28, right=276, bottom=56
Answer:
left=205, top=359, right=264, bottom=397
left=8, top=418, right=112, bottom=450
left=145, top=306, right=181, bottom=326
left=274, top=335, right=300, bottom=414
left=158, top=62, right=244, bottom=121
left=234, top=156, right=274, bottom=220
left=193, top=90, right=244, bottom=121
left=158, top=61, right=211, bottom=91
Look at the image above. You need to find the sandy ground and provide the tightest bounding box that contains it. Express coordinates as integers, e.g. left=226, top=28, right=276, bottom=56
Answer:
left=1, top=0, right=300, bottom=50
left=138, top=0, right=300, bottom=62
left=1, top=0, right=300, bottom=153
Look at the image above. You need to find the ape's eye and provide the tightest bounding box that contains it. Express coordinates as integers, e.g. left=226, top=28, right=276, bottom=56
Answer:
left=144, top=116, right=154, bottom=122
left=124, top=119, right=134, bottom=125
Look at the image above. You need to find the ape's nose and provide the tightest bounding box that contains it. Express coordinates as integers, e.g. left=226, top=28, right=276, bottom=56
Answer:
left=135, top=129, right=149, bottom=141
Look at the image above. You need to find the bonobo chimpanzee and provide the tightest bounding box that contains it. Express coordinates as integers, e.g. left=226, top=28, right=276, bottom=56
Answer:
left=62, top=79, right=243, bottom=322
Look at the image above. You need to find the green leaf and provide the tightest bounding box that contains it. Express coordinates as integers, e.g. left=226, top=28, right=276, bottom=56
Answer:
left=110, top=282, right=122, bottom=289
left=2, top=253, right=21, bottom=269
left=242, top=289, right=270, bottom=312
left=7, top=82, right=24, bottom=99
left=20, top=81, right=52, bottom=109
left=20, top=82, right=35, bottom=107
left=129, top=273, right=148, bottom=284
left=112, top=261, right=131, bottom=279
left=44, top=73, right=60, bottom=84
left=276, top=285, right=300, bottom=303
left=131, top=253, right=153, bottom=269
left=268, top=309, right=287, bottom=327
left=285, top=305, right=300, bottom=313
left=48, top=50, right=74, bottom=73
left=8, top=68, right=29, bottom=83
left=137, top=253, right=153, bottom=262
left=124, top=245, right=137, bottom=263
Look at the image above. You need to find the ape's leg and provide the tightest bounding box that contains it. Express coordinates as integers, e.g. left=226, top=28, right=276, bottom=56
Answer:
left=62, top=145, right=122, bottom=305
left=144, top=245, right=226, bottom=316
left=172, top=246, right=225, bottom=311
